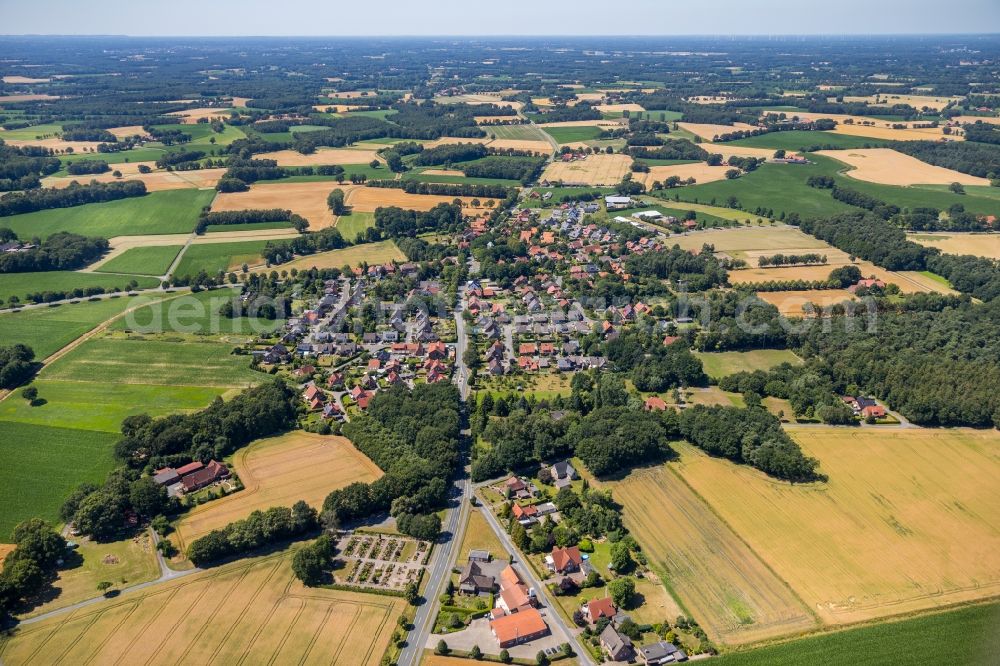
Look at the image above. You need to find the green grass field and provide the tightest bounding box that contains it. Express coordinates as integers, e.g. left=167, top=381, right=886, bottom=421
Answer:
left=727, top=131, right=891, bottom=151
left=334, top=211, right=375, bottom=241
left=94, top=245, right=183, bottom=276
left=483, top=124, right=549, bottom=142
left=0, top=189, right=214, bottom=239
left=0, top=123, right=63, bottom=141
left=0, top=422, right=117, bottom=539
left=541, top=125, right=604, bottom=144
left=41, top=337, right=261, bottom=387
left=714, top=603, right=1000, bottom=666
left=695, top=350, right=803, bottom=379
left=110, top=288, right=284, bottom=336
left=526, top=186, right=614, bottom=208
left=0, top=272, right=159, bottom=305
left=404, top=168, right=521, bottom=187
left=173, top=241, right=268, bottom=277
left=0, top=296, right=154, bottom=358
left=56, top=147, right=170, bottom=173
left=204, top=221, right=293, bottom=233
left=674, top=154, right=1000, bottom=219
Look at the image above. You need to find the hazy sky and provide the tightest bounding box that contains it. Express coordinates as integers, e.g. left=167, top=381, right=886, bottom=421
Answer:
left=4, top=0, right=1000, bottom=36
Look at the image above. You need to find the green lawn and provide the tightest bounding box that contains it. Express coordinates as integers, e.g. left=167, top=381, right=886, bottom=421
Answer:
left=526, top=187, right=614, bottom=208
left=173, top=241, right=269, bottom=277
left=714, top=603, right=1000, bottom=666
left=0, top=296, right=154, bottom=358
left=0, top=422, right=117, bottom=539
left=0, top=123, right=63, bottom=141
left=94, top=245, right=183, bottom=276
left=0, top=272, right=159, bottom=305
left=541, top=125, right=604, bottom=144
left=695, top=350, right=803, bottom=380
left=726, top=131, right=891, bottom=151
left=334, top=212, right=375, bottom=242
left=57, top=147, right=169, bottom=173
left=110, top=288, right=284, bottom=336
left=0, top=189, right=214, bottom=239
left=204, top=221, right=293, bottom=233
left=41, top=337, right=261, bottom=387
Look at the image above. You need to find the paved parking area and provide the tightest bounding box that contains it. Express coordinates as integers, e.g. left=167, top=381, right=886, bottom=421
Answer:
left=427, top=609, right=571, bottom=659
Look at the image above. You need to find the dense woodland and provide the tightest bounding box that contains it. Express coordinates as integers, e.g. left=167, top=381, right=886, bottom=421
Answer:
left=0, top=230, right=109, bottom=273
left=0, top=180, right=147, bottom=217
left=322, top=383, right=460, bottom=540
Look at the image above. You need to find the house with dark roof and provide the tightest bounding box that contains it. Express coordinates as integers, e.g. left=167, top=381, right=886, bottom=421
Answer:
left=638, top=640, right=687, bottom=664
left=550, top=460, right=577, bottom=488
left=600, top=624, right=634, bottom=662
left=458, top=561, right=496, bottom=595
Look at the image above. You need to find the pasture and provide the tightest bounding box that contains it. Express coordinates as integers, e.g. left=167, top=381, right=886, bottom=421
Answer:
left=909, top=232, right=1000, bottom=260
left=675, top=427, right=1000, bottom=626
left=257, top=147, right=383, bottom=167
left=0, top=422, right=117, bottom=539
left=484, top=124, right=550, bottom=143
left=0, top=189, right=214, bottom=239
left=44, top=168, right=226, bottom=193
left=0, top=552, right=405, bottom=666
left=111, top=289, right=285, bottom=336
left=0, top=272, right=159, bottom=305
left=212, top=182, right=344, bottom=229
left=21, top=533, right=160, bottom=619
left=694, top=350, right=802, bottom=379
left=0, top=380, right=226, bottom=434
left=726, top=131, right=886, bottom=151
left=271, top=240, right=404, bottom=272
left=606, top=465, right=817, bottom=645
left=173, top=240, right=269, bottom=277
left=173, top=433, right=383, bottom=551
left=713, top=602, right=1000, bottom=666
left=40, top=337, right=262, bottom=388
left=540, top=154, right=633, bottom=186
left=93, top=245, right=182, bottom=276
left=540, top=125, right=603, bottom=144
left=335, top=211, right=376, bottom=241
left=457, top=510, right=506, bottom=562
left=0, top=296, right=148, bottom=358
left=817, top=149, right=989, bottom=186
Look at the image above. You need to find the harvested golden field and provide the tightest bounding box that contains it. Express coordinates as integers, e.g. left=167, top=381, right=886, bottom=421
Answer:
left=420, top=169, right=467, bottom=177
left=731, top=259, right=955, bottom=295
left=433, top=94, right=521, bottom=110
left=675, top=428, right=1000, bottom=626
left=487, top=139, right=552, bottom=152
left=44, top=168, right=225, bottom=192
left=538, top=119, right=627, bottom=129
left=573, top=92, right=605, bottom=103
left=0, top=543, right=14, bottom=565
left=703, top=142, right=798, bottom=161
left=6, top=137, right=101, bottom=152
left=540, top=153, right=632, bottom=186
left=229, top=97, right=252, bottom=108
left=0, top=94, right=59, bottom=102
left=270, top=240, right=405, bottom=272
left=666, top=225, right=830, bottom=256
left=313, top=104, right=360, bottom=113
left=106, top=125, right=148, bottom=139
left=213, top=181, right=352, bottom=229
left=166, top=107, right=232, bottom=124
left=2, top=75, right=50, bottom=84
left=818, top=148, right=989, bottom=186
left=757, top=289, right=856, bottom=316
left=782, top=112, right=959, bottom=141
left=257, top=147, right=382, bottom=166
left=423, top=137, right=490, bottom=148
left=346, top=187, right=478, bottom=213
left=678, top=121, right=758, bottom=141
left=909, top=232, right=1000, bottom=259
left=0, top=553, right=404, bottom=666
left=595, top=103, right=645, bottom=113
left=952, top=115, right=1000, bottom=126
left=605, top=465, right=817, bottom=645
left=173, top=433, right=381, bottom=551
left=637, top=162, right=731, bottom=186
left=841, top=94, right=961, bottom=111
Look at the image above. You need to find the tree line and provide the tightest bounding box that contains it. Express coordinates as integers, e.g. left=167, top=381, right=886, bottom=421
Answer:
left=195, top=209, right=308, bottom=234
left=0, top=230, right=109, bottom=273
left=0, top=180, right=147, bottom=217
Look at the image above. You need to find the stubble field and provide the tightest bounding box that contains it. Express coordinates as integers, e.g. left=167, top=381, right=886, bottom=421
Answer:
left=212, top=182, right=348, bottom=229
left=674, top=428, right=1000, bottom=626
left=0, top=553, right=404, bottom=666
left=909, top=232, right=1000, bottom=259
left=173, top=433, right=383, bottom=551
left=817, top=149, right=989, bottom=186
left=606, top=466, right=817, bottom=645
left=540, top=153, right=632, bottom=185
